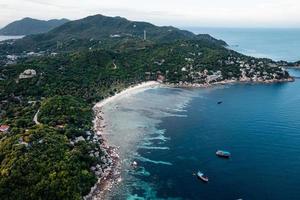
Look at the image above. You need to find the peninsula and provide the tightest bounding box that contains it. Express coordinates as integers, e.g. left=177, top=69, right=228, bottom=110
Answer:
left=0, top=14, right=294, bottom=199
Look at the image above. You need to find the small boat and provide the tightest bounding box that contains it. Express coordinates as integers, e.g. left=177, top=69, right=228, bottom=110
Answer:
left=197, top=171, right=209, bottom=182
left=217, top=101, right=223, bottom=104
left=216, top=150, right=231, bottom=158
left=131, top=161, right=138, bottom=168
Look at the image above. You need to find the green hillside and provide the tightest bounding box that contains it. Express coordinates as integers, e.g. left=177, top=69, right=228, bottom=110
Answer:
left=0, top=18, right=69, bottom=36
left=1, top=14, right=226, bottom=54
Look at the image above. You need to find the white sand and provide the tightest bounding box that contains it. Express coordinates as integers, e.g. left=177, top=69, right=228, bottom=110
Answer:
left=94, top=81, right=160, bottom=109
left=88, top=81, right=161, bottom=199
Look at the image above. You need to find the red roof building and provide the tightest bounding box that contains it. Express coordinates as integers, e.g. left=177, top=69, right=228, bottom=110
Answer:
left=0, top=125, right=10, bottom=133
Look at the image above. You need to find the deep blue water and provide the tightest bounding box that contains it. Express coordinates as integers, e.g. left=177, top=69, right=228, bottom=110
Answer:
left=185, top=27, right=300, bottom=62
left=135, top=69, right=300, bottom=200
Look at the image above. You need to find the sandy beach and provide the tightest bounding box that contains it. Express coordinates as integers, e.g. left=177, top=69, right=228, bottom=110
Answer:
left=94, top=81, right=161, bottom=109
left=86, top=81, right=161, bottom=200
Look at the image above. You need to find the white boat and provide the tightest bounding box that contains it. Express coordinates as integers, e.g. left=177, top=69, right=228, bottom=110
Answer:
left=216, top=150, right=231, bottom=158
left=197, top=171, right=209, bottom=182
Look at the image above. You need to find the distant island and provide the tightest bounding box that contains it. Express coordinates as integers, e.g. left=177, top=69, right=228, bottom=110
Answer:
left=0, top=14, right=294, bottom=200
left=0, top=17, right=70, bottom=36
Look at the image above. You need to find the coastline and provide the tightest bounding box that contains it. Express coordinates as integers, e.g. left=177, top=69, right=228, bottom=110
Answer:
left=85, top=81, right=161, bottom=200
left=165, top=77, right=294, bottom=88
left=94, top=81, right=161, bottom=109
left=86, top=77, right=294, bottom=199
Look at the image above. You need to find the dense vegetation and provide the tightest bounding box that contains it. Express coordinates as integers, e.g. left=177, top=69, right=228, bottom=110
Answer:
left=0, top=126, right=97, bottom=200
left=0, top=95, right=102, bottom=199
left=39, top=96, right=92, bottom=129
left=0, top=15, right=226, bottom=54
left=0, top=14, right=292, bottom=199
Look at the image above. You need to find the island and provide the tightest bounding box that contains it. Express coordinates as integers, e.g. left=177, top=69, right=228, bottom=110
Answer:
left=0, top=18, right=70, bottom=36
left=0, top=14, right=294, bottom=199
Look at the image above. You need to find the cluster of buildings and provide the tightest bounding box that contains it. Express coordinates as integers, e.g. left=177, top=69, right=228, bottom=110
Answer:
left=2, top=51, right=58, bottom=67
left=150, top=47, right=289, bottom=85
left=223, top=56, right=288, bottom=81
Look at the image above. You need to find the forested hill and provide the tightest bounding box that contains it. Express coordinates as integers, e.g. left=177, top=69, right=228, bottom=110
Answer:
left=0, top=14, right=292, bottom=200
left=0, top=18, right=69, bottom=36
left=46, top=14, right=226, bottom=44
left=2, top=14, right=226, bottom=53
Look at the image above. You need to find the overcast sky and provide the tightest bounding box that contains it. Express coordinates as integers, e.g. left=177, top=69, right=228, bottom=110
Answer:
left=1, top=0, right=300, bottom=28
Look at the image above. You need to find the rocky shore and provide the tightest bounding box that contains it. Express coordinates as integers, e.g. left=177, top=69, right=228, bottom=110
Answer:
left=85, top=81, right=160, bottom=200
left=84, top=107, right=121, bottom=200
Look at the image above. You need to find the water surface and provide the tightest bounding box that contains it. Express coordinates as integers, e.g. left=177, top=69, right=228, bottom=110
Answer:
left=103, top=69, right=300, bottom=200
left=185, top=27, right=300, bottom=62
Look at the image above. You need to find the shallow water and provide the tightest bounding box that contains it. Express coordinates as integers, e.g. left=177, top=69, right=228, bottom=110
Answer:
left=103, top=69, right=300, bottom=200
left=102, top=86, right=196, bottom=199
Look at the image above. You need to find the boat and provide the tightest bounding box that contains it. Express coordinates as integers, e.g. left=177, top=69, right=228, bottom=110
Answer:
left=197, top=171, right=209, bottom=182
left=131, top=161, right=138, bottom=168
left=216, top=150, right=231, bottom=158
left=217, top=101, right=223, bottom=104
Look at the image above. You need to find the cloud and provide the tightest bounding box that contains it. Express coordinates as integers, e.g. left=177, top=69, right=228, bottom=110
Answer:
left=22, top=0, right=79, bottom=9
left=0, top=0, right=300, bottom=28
left=0, top=3, right=9, bottom=8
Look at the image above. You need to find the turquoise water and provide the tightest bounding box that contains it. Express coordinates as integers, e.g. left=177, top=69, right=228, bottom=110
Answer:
left=105, top=69, right=300, bottom=200
left=186, top=27, right=300, bottom=62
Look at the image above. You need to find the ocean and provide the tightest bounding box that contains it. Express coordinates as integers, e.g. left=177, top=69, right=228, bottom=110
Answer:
left=102, top=28, right=300, bottom=200
left=186, top=27, right=300, bottom=62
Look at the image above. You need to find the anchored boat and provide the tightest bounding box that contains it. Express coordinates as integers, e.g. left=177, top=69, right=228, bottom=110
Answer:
left=197, top=171, right=209, bottom=182
left=216, top=150, right=231, bottom=158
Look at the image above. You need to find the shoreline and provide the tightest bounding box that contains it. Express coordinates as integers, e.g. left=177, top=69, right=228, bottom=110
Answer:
left=165, top=77, right=294, bottom=88
left=86, top=77, right=294, bottom=199
left=94, top=81, right=161, bottom=110
left=85, top=81, right=161, bottom=200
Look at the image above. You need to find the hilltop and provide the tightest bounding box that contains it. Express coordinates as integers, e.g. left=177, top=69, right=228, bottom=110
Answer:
left=0, top=14, right=292, bottom=200
left=43, top=14, right=226, bottom=44
left=0, top=17, right=69, bottom=36
left=0, top=14, right=226, bottom=54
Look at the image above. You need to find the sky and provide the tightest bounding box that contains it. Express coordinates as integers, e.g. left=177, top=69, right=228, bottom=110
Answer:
left=0, top=0, right=300, bottom=28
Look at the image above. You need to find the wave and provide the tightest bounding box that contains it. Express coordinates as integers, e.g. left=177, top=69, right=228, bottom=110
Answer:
left=135, top=155, right=172, bottom=166
left=137, top=146, right=170, bottom=150
left=145, top=135, right=170, bottom=142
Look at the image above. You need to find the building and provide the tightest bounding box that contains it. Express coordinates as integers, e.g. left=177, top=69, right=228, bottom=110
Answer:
left=0, top=125, right=10, bottom=133
left=157, top=75, right=165, bottom=83
left=19, top=69, right=37, bottom=79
